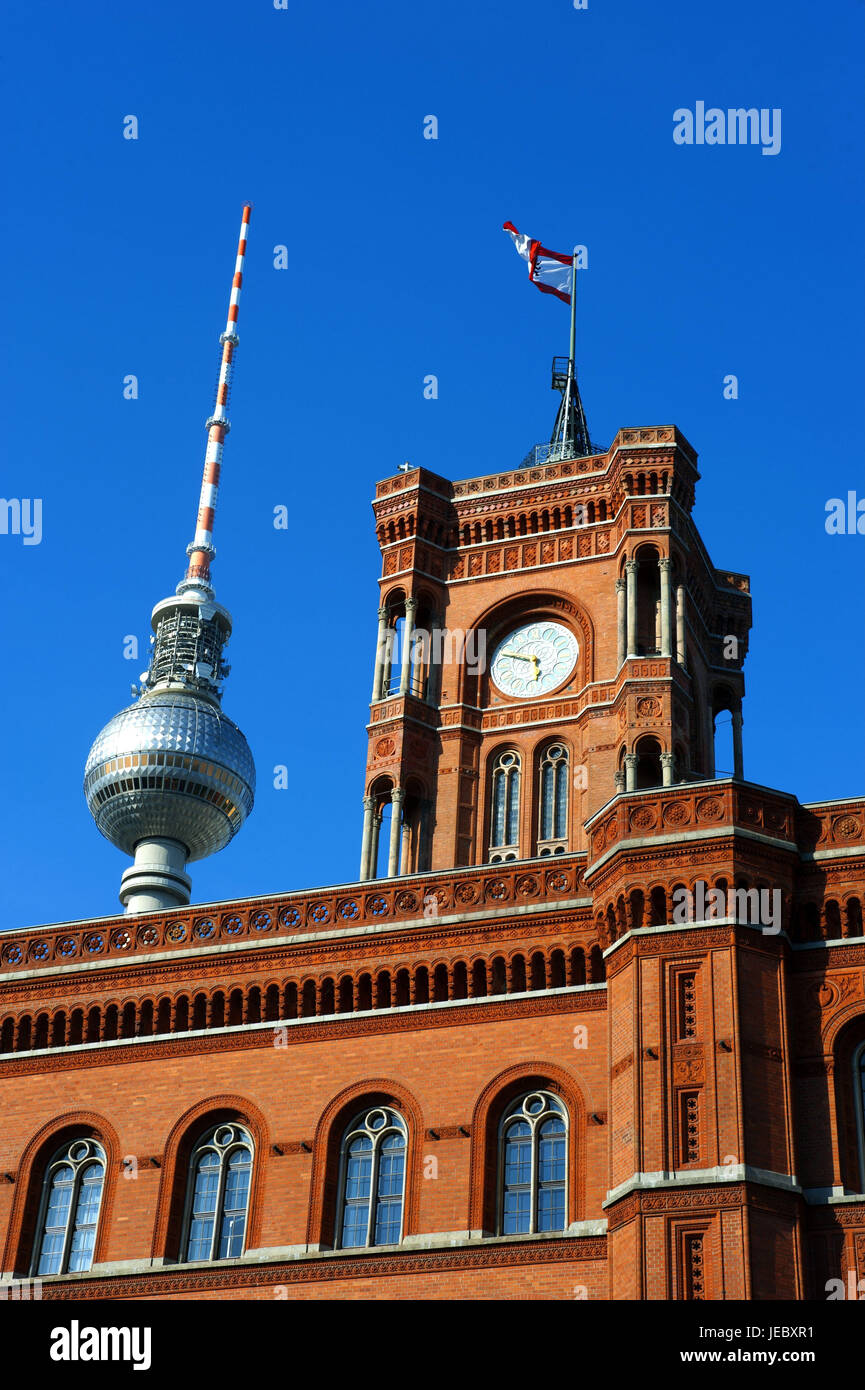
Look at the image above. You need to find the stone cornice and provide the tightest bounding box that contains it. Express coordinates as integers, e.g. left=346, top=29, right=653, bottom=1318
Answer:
left=27, top=1229, right=609, bottom=1299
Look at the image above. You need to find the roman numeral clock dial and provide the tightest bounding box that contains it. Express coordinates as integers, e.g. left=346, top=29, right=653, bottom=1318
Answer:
left=489, top=621, right=579, bottom=698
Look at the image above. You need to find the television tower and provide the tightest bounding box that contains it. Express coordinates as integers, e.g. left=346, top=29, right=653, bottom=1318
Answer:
left=84, top=205, right=256, bottom=914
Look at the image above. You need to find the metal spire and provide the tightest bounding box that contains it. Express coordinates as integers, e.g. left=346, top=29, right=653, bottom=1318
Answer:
left=135, top=203, right=253, bottom=706
left=182, top=202, right=252, bottom=592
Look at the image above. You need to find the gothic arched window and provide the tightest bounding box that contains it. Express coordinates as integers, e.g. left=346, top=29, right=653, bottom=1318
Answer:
left=338, top=1106, right=407, bottom=1248
left=489, top=750, right=521, bottom=862
left=499, top=1092, right=568, bottom=1235
left=538, top=743, right=569, bottom=854
left=33, top=1138, right=106, bottom=1276
left=182, top=1123, right=253, bottom=1262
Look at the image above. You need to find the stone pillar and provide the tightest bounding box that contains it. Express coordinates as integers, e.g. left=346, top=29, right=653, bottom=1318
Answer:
left=400, top=814, right=412, bottom=875
left=625, top=561, right=637, bottom=657
left=661, top=751, right=674, bottom=787
left=359, top=795, right=375, bottom=880
left=616, top=579, right=626, bottom=667
left=371, top=606, right=389, bottom=702
left=731, top=709, right=744, bottom=781
left=624, top=753, right=637, bottom=793
left=675, top=585, right=686, bottom=666
left=659, top=558, right=672, bottom=657
left=383, top=628, right=395, bottom=696
left=387, top=788, right=404, bottom=877
left=614, top=770, right=626, bottom=794
left=370, top=808, right=383, bottom=881
left=399, top=598, right=417, bottom=696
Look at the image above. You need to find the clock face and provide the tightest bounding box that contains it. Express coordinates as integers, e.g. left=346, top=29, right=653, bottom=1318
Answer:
left=490, top=621, right=579, bottom=698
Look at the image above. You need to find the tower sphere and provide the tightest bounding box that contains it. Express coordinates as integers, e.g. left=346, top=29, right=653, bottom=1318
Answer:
left=84, top=692, right=255, bottom=862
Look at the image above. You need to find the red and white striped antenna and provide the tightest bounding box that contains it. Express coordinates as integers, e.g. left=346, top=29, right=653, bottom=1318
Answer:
left=183, top=202, right=252, bottom=589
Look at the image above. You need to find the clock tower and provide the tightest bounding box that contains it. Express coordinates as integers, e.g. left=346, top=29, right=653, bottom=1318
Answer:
left=359, top=416, right=752, bottom=879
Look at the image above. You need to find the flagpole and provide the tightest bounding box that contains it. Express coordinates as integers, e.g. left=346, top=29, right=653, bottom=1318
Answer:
left=568, top=249, right=578, bottom=381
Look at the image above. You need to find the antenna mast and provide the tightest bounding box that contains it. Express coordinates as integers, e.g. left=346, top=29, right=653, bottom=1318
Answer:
left=183, top=203, right=252, bottom=592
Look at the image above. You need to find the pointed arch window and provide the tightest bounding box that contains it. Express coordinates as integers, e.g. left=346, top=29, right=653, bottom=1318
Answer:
left=33, top=1139, right=106, bottom=1276
left=182, top=1123, right=253, bottom=1262
left=538, top=743, right=569, bottom=854
left=490, top=750, right=521, bottom=862
left=499, top=1092, right=567, bottom=1235
left=338, top=1106, right=407, bottom=1249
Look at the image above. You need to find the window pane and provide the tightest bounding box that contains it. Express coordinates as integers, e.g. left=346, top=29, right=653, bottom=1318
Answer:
left=341, top=1135, right=373, bottom=1248
left=36, top=1168, right=75, bottom=1276
left=541, top=762, right=553, bottom=840
left=67, top=1163, right=104, bottom=1272
left=555, top=759, right=568, bottom=838
left=502, top=1187, right=531, bottom=1235
left=373, top=1134, right=405, bottom=1244
left=187, top=1150, right=220, bottom=1261
left=492, top=769, right=505, bottom=847
left=506, top=767, right=520, bottom=845
left=218, top=1147, right=251, bottom=1258
left=537, top=1182, right=566, bottom=1232
left=504, top=1128, right=532, bottom=1186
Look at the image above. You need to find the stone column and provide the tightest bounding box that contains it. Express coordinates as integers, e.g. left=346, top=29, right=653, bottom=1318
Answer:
left=659, top=558, right=672, bottom=657
left=616, top=579, right=626, bottom=668
left=387, top=788, right=404, bottom=877
left=359, top=795, right=375, bottom=880
left=731, top=709, right=744, bottom=781
left=614, top=770, right=626, bottom=794
left=383, top=628, right=395, bottom=696
left=369, top=808, right=383, bottom=880
left=661, top=752, right=674, bottom=787
left=400, top=814, right=412, bottom=875
left=624, top=753, right=637, bottom=793
left=675, top=585, right=686, bottom=666
left=399, top=598, right=417, bottom=696
left=371, top=606, right=389, bottom=703
left=625, top=561, right=638, bottom=657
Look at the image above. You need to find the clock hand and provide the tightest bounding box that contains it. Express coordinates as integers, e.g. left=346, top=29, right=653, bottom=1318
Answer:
left=500, top=650, right=533, bottom=662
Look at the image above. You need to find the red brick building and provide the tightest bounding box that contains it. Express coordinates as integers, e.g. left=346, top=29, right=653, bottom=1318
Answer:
left=1, top=425, right=864, bottom=1301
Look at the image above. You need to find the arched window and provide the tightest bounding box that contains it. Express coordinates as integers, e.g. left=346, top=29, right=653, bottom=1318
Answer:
left=181, top=1123, right=253, bottom=1262
left=538, top=743, right=569, bottom=854
left=499, top=1092, right=567, bottom=1235
left=489, top=750, right=521, bottom=862
left=338, top=1106, right=407, bottom=1249
left=33, top=1138, right=106, bottom=1276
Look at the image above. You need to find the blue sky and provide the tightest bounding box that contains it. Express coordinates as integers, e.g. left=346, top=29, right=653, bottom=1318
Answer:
left=1, top=0, right=862, bottom=930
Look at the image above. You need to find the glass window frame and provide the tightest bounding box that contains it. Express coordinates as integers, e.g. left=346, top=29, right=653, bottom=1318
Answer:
left=179, top=1122, right=254, bottom=1264
left=537, top=742, right=569, bottom=856
left=30, top=1138, right=107, bottom=1277
left=496, top=1091, right=568, bottom=1236
left=335, top=1106, right=408, bottom=1250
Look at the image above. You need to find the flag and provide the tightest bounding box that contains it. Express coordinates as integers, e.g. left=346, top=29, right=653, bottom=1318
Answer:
left=503, top=221, right=572, bottom=303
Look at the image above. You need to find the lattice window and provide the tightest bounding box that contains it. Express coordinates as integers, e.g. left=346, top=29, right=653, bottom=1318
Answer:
left=683, top=1232, right=706, bottom=1300
left=677, top=972, right=698, bottom=1040
left=679, top=1091, right=700, bottom=1165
